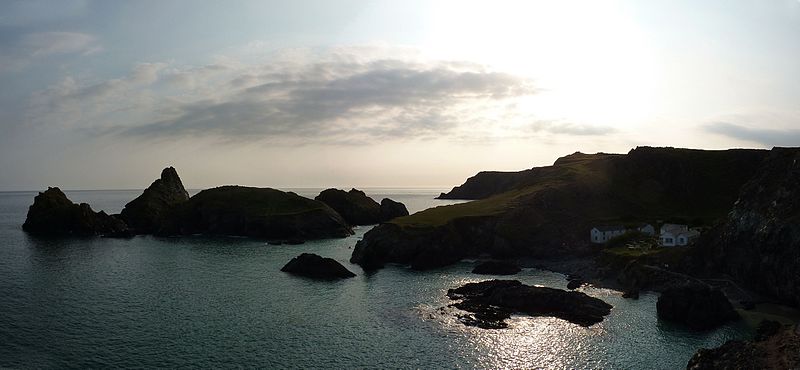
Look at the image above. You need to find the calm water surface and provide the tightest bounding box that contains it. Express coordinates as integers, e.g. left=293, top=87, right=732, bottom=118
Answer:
left=0, top=189, right=751, bottom=369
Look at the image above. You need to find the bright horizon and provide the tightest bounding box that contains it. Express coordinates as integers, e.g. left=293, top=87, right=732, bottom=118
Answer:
left=2, top=0, right=799, bottom=191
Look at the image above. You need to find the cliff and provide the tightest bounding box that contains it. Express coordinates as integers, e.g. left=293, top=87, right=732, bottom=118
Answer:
left=687, top=147, right=800, bottom=307
left=352, top=147, right=768, bottom=270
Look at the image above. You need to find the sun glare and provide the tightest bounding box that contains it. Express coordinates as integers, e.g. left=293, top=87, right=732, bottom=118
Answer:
left=423, top=0, right=661, bottom=131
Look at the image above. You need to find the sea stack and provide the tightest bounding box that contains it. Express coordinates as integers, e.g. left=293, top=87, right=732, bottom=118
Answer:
left=120, top=166, right=190, bottom=234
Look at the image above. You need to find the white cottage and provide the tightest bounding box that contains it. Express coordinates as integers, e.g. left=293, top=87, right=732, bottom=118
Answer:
left=590, top=225, right=627, bottom=244
left=660, top=224, right=699, bottom=246
left=637, top=224, right=656, bottom=236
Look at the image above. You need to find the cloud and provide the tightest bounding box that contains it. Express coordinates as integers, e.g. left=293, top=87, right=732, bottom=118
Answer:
left=527, top=120, right=616, bottom=136
left=22, top=32, right=100, bottom=57
left=0, top=31, right=101, bottom=72
left=119, top=58, right=538, bottom=143
left=26, top=46, right=614, bottom=144
left=705, top=122, right=800, bottom=147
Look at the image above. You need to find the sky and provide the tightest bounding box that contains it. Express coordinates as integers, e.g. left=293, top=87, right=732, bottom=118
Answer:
left=1, top=0, right=799, bottom=191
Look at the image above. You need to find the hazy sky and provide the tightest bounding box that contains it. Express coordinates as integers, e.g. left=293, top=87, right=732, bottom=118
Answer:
left=1, top=0, right=799, bottom=190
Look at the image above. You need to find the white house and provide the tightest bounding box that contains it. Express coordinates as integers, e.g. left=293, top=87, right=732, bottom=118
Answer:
left=659, top=224, right=699, bottom=246
left=637, top=224, right=656, bottom=236
left=590, top=225, right=628, bottom=244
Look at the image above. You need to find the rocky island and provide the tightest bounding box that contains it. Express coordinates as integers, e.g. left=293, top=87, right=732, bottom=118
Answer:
left=22, top=168, right=410, bottom=242
left=22, top=187, right=130, bottom=237
left=447, top=279, right=612, bottom=329
left=281, top=253, right=356, bottom=280
left=315, top=188, right=408, bottom=225
left=157, top=186, right=353, bottom=240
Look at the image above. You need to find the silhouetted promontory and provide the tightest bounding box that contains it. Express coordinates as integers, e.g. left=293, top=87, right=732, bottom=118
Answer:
left=22, top=187, right=130, bottom=237
left=352, top=147, right=768, bottom=271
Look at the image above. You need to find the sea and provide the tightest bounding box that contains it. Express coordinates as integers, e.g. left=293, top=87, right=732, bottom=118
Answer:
left=0, top=189, right=752, bottom=369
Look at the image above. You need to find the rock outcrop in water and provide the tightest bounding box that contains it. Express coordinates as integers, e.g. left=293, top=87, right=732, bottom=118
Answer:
left=22, top=187, right=130, bottom=237
left=281, top=253, right=356, bottom=280
left=159, top=186, right=352, bottom=240
left=686, top=321, right=800, bottom=369
left=353, top=147, right=768, bottom=271
left=688, top=147, right=800, bottom=307
left=472, top=260, right=521, bottom=275
left=379, top=198, right=409, bottom=221
left=447, top=279, right=612, bottom=329
left=315, top=188, right=408, bottom=225
left=120, top=167, right=189, bottom=234
left=656, top=283, right=739, bottom=330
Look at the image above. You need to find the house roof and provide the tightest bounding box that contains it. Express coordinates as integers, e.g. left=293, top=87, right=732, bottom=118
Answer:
left=661, top=224, right=688, bottom=234
left=593, top=225, right=625, bottom=232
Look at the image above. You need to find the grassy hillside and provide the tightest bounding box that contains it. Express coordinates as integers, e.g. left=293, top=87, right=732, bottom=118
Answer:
left=351, top=147, right=770, bottom=270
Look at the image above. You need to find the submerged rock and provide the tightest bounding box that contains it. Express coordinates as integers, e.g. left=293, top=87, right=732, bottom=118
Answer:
left=447, top=279, right=612, bottom=328
left=472, top=260, right=521, bottom=275
left=281, top=253, right=356, bottom=280
left=686, top=321, right=800, bottom=369
left=379, top=198, right=409, bottom=221
left=656, top=283, right=739, bottom=330
left=22, top=187, right=130, bottom=237
left=120, top=167, right=189, bottom=234
left=158, top=186, right=352, bottom=240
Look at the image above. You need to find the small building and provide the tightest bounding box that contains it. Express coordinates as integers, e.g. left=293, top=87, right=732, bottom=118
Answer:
left=637, top=224, right=656, bottom=236
left=590, top=225, right=627, bottom=244
left=660, top=224, right=699, bottom=246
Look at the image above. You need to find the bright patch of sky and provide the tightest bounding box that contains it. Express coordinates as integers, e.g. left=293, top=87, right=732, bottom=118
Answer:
left=1, top=0, right=799, bottom=190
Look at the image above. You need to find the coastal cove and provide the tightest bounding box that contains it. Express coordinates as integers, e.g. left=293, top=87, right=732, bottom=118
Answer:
left=0, top=189, right=750, bottom=369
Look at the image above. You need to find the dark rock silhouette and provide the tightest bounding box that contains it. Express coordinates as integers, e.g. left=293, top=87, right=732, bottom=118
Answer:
left=687, top=321, right=800, bottom=369
left=656, top=283, right=739, bottom=330
left=120, top=167, right=189, bottom=234
left=352, top=147, right=767, bottom=271
left=689, top=147, right=800, bottom=307
left=379, top=198, right=409, bottom=221
left=315, top=188, right=382, bottom=225
left=447, top=279, right=612, bottom=328
left=472, top=260, right=521, bottom=275
left=281, top=253, right=356, bottom=279
left=315, top=188, right=408, bottom=225
left=22, top=187, right=130, bottom=236
left=158, top=186, right=352, bottom=240
left=447, top=280, right=612, bottom=328
left=567, top=278, right=585, bottom=290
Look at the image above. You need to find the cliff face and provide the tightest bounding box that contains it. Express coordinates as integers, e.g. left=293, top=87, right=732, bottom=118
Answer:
left=120, top=167, right=190, bottom=233
left=352, top=147, right=769, bottom=271
left=689, top=147, right=800, bottom=306
left=22, top=187, right=129, bottom=236
left=687, top=322, right=800, bottom=369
